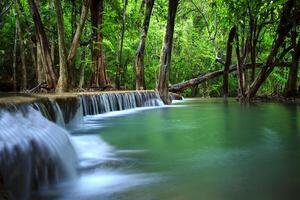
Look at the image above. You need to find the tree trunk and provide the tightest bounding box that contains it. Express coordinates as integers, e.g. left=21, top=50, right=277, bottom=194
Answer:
left=12, top=19, right=18, bottom=91
left=15, top=0, right=37, bottom=85
left=157, top=0, right=179, bottom=104
left=135, top=0, right=154, bottom=90
left=249, top=16, right=257, bottom=82
left=91, top=0, right=107, bottom=88
left=28, top=40, right=37, bottom=84
left=14, top=0, right=27, bottom=90
left=222, top=26, right=236, bottom=98
left=54, top=0, right=69, bottom=92
left=16, top=16, right=27, bottom=90
left=49, top=1, right=55, bottom=64
left=247, top=0, right=297, bottom=98
left=284, top=2, right=300, bottom=97
left=67, top=0, right=90, bottom=86
left=69, top=0, right=77, bottom=87
left=78, top=49, right=86, bottom=89
left=169, top=62, right=290, bottom=93
left=285, top=39, right=300, bottom=97
left=71, top=0, right=77, bottom=37
left=36, top=38, right=44, bottom=83
left=28, top=0, right=57, bottom=89
left=191, top=85, right=199, bottom=97
left=116, top=0, right=128, bottom=90
left=235, top=31, right=245, bottom=97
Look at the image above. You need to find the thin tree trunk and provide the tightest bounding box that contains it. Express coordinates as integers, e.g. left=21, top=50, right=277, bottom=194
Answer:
left=69, top=0, right=77, bottom=86
left=67, top=0, right=90, bottom=66
left=135, top=0, right=154, bottom=90
left=157, top=0, right=179, bottom=104
left=50, top=36, right=55, bottom=63
left=222, top=26, right=236, bottom=98
left=247, top=0, right=297, bottom=98
left=12, top=19, right=18, bottom=91
left=16, top=16, right=27, bottom=90
left=49, top=1, right=55, bottom=64
left=28, top=0, right=57, bottom=89
left=28, top=40, right=37, bottom=84
left=71, top=0, right=77, bottom=37
left=116, top=0, right=128, bottom=90
left=91, top=0, right=107, bottom=88
left=54, top=0, right=68, bottom=92
left=235, top=31, right=245, bottom=97
left=191, top=85, right=199, bottom=97
left=249, top=16, right=257, bottom=82
left=79, top=49, right=86, bottom=89
left=36, top=38, right=44, bottom=83
left=67, top=0, right=90, bottom=86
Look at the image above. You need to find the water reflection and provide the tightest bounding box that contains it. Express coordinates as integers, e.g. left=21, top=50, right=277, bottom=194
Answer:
left=15, top=99, right=300, bottom=200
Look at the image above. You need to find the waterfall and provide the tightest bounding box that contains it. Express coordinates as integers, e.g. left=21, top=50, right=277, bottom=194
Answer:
left=81, top=91, right=163, bottom=116
left=0, top=107, right=77, bottom=200
left=0, top=91, right=163, bottom=199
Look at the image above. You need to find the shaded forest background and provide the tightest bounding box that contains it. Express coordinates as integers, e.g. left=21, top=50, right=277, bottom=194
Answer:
left=0, top=0, right=299, bottom=100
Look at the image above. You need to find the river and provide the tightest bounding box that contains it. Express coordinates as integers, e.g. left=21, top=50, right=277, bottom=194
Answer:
left=37, top=98, right=300, bottom=200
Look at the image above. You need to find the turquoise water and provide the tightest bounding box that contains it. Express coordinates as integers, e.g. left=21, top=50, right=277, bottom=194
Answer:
left=41, top=98, right=300, bottom=200
left=96, top=99, right=300, bottom=200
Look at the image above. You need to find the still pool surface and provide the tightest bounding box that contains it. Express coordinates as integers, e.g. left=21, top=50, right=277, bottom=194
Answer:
left=47, top=98, right=300, bottom=200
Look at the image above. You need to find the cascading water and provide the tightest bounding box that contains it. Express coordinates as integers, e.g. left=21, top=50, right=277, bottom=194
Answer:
left=0, top=107, right=77, bottom=200
left=0, top=91, right=164, bottom=199
left=81, top=91, right=163, bottom=116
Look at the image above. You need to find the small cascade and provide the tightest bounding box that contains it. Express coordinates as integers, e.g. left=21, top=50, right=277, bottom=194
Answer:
left=81, top=91, right=163, bottom=116
left=50, top=101, right=66, bottom=127
left=0, top=91, right=163, bottom=199
left=0, top=107, right=77, bottom=199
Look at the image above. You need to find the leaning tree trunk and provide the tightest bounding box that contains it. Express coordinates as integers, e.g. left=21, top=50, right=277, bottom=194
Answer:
left=157, top=0, right=179, bottom=104
left=54, top=0, right=69, bottom=92
left=91, top=0, right=107, bottom=88
left=222, top=26, right=236, bottom=98
left=135, top=0, right=154, bottom=90
left=169, top=62, right=290, bottom=93
left=67, top=0, right=90, bottom=86
left=247, top=0, right=297, bottom=99
left=28, top=0, right=57, bottom=89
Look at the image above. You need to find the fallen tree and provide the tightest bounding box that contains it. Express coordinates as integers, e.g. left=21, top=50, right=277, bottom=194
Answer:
left=169, top=62, right=289, bottom=93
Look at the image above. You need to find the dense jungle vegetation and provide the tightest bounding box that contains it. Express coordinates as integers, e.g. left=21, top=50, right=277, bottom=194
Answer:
left=0, top=0, right=299, bottom=103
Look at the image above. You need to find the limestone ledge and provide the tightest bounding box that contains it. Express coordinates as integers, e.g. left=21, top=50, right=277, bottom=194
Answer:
left=0, top=90, right=157, bottom=106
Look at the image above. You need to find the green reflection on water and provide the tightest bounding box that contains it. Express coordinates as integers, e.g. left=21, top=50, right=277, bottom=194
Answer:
left=98, top=99, right=300, bottom=200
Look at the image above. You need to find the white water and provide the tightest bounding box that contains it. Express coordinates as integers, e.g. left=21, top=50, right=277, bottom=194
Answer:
left=0, top=107, right=77, bottom=199
left=0, top=91, right=165, bottom=199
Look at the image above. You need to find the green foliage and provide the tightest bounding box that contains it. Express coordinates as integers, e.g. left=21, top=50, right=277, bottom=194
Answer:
left=0, top=0, right=297, bottom=96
